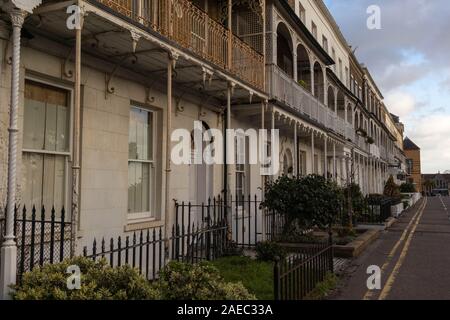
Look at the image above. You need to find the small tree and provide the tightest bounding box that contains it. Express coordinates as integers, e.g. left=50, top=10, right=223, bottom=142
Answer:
left=261, top=175, right=313, bottom=234
left=384, top=175, right=400, bottom=198
left=262, top=175, right=343, bottom=235
left=343, top=183, right=366, bottom=220
left=305, top=175, right=344, bottom=232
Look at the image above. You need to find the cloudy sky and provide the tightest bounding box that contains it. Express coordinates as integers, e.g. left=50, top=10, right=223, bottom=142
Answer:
left=324, top=0, right=450, bottom=173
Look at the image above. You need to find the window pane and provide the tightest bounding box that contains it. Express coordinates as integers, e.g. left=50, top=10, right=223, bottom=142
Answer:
left=22, top=153, right=44, bottom=210
left=128, top=162, right=137, bottom=213
left=23, top=99, right=46, bottom=150
left=141, top=163, right=150, bottom=212
left=56, top=104, right=69, bottom=152
left=24, top=81, right=69, bottom=152
left=135, top=162, right=143, bottom=213
left=129, top=107, right=153, bottom=160
left=45, top=103, right=57, bottom=151
left=22, top=153, right=66, bottom=215
left=42, top=154, right=65, bottom=212
left=128, top=162, right=151, bottom=215
left=129, top=112, right=138, bottom=160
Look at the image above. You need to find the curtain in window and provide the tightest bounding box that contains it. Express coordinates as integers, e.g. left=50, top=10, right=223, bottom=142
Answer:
left=22, top=151, right=66, bottom=214
left=22, top=81, right=69, bottom=216
left=128, top=107, right=154, bottom=217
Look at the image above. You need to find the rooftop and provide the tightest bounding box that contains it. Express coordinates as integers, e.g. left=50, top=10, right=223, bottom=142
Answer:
left=403, top=137, right=420, bottom=150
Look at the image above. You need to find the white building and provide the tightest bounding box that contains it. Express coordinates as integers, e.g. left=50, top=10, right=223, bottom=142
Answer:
left=0, top=0, right=406, bottom=255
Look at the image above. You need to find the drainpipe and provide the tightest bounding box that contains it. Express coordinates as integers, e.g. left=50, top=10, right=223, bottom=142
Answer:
left=70, top=6, right=83, bottom=257
left=0, top=6, right=26, bottom=300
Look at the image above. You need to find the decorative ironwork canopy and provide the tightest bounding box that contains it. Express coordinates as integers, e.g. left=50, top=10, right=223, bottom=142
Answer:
left=218, top=0, right=264, bottom=23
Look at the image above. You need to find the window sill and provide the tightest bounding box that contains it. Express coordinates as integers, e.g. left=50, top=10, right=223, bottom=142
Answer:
left=124, top=219, right=164, bottom=232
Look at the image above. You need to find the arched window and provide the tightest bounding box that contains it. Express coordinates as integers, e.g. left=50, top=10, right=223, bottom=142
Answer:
left=313, top=62, right=324, bottom=103
left=327, top=86, right=335, bottom=111
left=277, top=23, right=294, bottom=77
left=283, top=148, right=294, bottom=177
left=337, top=91, right=345, bottom=120
left=297, top=44, right=311, bottom=91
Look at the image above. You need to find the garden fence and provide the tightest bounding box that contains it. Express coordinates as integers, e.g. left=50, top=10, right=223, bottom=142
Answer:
left=273, top=241, right=334, bottom=300
left=338, top=196, right=396, bottom=226
left=0, top=205, right=72, bottom=282
left=174, top=195, right=285, bottom=248
left=83, top=202, right=229, bottom=281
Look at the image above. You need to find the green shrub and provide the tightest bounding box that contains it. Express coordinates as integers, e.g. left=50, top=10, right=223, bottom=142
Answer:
left=400, top=182, right=416, bottom=193
left=156, top=261, right=255, bottom=300
left=278, top=232, right=325, bottom=244
left=262, top=175, right=344, bottom=234
left=13, top=257, right=159, bottom=300
left=343, top=183, right=367, bottom=220
left=255, top=241, right=287, bottom=261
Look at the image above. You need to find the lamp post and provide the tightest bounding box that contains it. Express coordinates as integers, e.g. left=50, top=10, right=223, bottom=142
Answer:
left=0, top=0, right=42, bottom=300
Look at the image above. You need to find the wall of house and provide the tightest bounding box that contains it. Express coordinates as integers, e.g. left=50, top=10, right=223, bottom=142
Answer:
left=293, top=0, right=350, bottom=85
left=0, top=38, right=226, bottom=251
left=405, top=149, right=422, bottom=192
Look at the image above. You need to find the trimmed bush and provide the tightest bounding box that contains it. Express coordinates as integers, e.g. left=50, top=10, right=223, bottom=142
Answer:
left=13, top=257, right=159, bottom=300
left=262, top=175, right=344, bottom=234
left=156, top=261, right=255, bottom=300
left=255, top=241, right=287, bottom=261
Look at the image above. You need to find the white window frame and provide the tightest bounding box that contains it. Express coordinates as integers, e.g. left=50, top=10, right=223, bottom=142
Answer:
left=22, top=75, right=73, bottom=215
left=127, top=105, right=157, bottom=222
left=311, top=21, right=317, bottom=39
left=322, top=36, right=328, bottom=53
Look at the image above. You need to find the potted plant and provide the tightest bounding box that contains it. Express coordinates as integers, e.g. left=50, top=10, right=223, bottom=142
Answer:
left=356, top=128, right=367, bottom=137
left=366, top=136, right=375, bottom=144
left=298, top=79, right=308, bottom=89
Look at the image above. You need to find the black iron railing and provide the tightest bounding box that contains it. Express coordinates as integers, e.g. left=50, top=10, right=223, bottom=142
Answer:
left=174, top=195, right=285, bottom=248
left=0, top=206, right=72, bottom=282
left=83, top=215, right=228, bottom=281
left=273, top=242, right=334, bottom=300
left=338, top=196, right=396, bottom=226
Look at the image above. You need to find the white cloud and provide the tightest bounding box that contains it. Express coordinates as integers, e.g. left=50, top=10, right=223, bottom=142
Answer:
left=406, top=114, right=450, bottom=172
left=384, top=91, right=416, bottom=117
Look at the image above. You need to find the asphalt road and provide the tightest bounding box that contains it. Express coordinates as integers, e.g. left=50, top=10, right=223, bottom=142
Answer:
left=334, top=196, right=450, bottom=300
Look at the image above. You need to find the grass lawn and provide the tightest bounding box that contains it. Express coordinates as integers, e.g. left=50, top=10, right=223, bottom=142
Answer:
left=211, top=256, right=274, bottom=300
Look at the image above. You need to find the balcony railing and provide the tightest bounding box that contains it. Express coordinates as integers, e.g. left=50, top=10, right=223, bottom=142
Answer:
left=345, top=123, right=355, bottom=142
left=370, top=144, right=380, bottom=158
left=95, top=0, right=264, bottom=90
left=380, top=145, right=387, bottom=160
left=267, top=64, right=347, bottom=136
left=356, top=135, right=369, bottom=152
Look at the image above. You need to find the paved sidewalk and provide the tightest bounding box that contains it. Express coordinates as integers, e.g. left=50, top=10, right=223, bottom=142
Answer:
left=332, top=196, right=450, bottom=300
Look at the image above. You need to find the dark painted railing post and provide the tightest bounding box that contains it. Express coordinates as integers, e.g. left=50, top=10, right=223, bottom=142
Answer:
left=60, top=207, right=66, bottom=262
left=328, top=229, right=334, bottom=273
left=274, top=256, right=281, bottom=300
